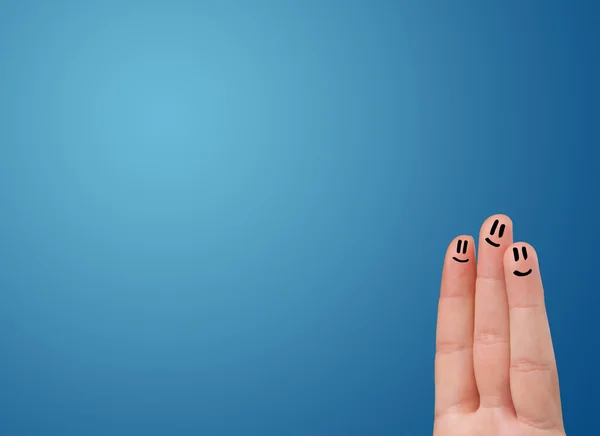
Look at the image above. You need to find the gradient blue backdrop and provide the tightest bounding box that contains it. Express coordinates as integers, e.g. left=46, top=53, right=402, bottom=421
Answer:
left=0, top=0, right=598, bottom=435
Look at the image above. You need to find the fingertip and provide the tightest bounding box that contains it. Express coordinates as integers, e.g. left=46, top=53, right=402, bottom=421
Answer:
left=504, top=242, right=541, bottom=282
left=504, top=242, right=538, bottom=264
left=481, top=213, right=513, bottom=232
left=480, top=214, right=513, bottom=243
left=447, top=235, right=475, bottom=261
left=443, top=235, right=476, bottom=281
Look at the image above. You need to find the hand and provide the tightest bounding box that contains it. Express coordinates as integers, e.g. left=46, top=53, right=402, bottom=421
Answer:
left=434, top=215, right=566, bottom=436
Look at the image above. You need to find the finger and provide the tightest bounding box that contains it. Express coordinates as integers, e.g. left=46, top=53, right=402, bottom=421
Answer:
left=474, top=215, right=513, bottom=409
left=504, top=243, right=563, bottom=431
left=435, top=235, right=478, bottom=417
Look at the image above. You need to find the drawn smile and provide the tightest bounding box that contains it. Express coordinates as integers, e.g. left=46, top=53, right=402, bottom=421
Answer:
left=485, top=237, right=500, bottom=247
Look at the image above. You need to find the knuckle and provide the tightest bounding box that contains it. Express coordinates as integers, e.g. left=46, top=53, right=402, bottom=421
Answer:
left=436, top=340, right=472, bottom=355
left=510, top=358, right=552, bottom=373
left=517, top=414, right=562, bottom=431
left=473, top=331, right=508, bottom=346
left=510, top=301, right=543, bottom=310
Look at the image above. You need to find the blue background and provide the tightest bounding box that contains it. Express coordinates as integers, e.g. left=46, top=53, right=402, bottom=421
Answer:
left=0, top=0, right=598, bottom=435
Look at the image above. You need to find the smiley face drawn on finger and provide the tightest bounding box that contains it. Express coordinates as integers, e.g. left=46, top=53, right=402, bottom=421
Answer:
left=485, top=219, right=506, bottom=247
left=452, top=239, right=469, bottom=263
left=512, top=246, right=532, bottom=277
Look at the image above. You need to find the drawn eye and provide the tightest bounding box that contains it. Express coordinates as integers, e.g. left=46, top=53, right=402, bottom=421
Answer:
left=490, top=219, right=499, bottom=235
left=456, top=239, right=468, bottom=254
left=513, top=246, right=528, bottom=261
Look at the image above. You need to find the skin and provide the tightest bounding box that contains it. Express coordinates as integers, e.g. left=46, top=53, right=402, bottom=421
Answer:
left=434, top=214, right=565, bottom=436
